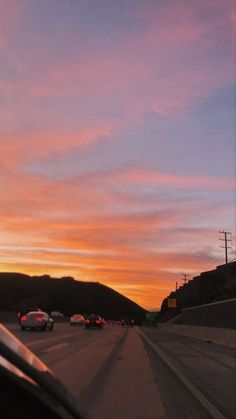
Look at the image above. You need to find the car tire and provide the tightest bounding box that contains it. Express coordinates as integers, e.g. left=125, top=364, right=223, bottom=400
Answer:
left=21, top=326, right=25, bottom=331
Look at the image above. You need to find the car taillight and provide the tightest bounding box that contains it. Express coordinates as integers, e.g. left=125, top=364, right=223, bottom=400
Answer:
left=70, top=317, right=73, bottom=320
left=21, top=315, right=27, bottom=321
left=85, top=319, right=90, bottom=323
left=95, top=320, right=100, bottom=324
left=35, top=317, right=44, bottom=322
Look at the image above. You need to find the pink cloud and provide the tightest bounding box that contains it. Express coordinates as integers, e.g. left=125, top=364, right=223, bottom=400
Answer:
left=116, top=168, right=235, bottom=190
left=1, top=0, right=234, bottom=124
left=137, top=1, right=235, bottom=115
left=0, top=1, right=24, bottom=49
left=60, top=1, right=234, bottom=116
left=0, top=123, right=117, bottom=168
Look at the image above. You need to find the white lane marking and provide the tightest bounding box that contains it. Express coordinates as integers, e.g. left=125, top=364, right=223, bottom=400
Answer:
left=139, top=328, right=226, bottom=419
left=42, top=342, right=69, bottom=354
left=27, top=330, right=83, bottom=347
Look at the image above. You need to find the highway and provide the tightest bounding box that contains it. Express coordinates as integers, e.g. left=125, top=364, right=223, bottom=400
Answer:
left=6, top=323, right=236, bottom=419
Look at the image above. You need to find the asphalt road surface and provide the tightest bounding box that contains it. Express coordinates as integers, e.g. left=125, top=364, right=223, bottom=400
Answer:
left=5, top=323, right=236, bottom=419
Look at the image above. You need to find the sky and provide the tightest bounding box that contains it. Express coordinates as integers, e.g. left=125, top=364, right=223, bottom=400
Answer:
left=0, top=0, right=235, bottom=310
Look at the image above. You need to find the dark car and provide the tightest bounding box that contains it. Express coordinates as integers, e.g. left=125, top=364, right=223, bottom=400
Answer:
left=85, top=315, right=103, bottom=329
left=50, top=311, right=64, bottom=321
left=122, top=319, right=134, bottom=327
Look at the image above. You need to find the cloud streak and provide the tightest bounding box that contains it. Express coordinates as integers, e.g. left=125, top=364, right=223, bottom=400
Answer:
left=0, top=0, right=235, bottom=308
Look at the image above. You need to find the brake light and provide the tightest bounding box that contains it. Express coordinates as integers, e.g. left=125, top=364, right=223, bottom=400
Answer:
left=95, top=320, right=100, bottom=324
left=21, top=315, right=27, bottom=321
left=85, top=319, right=90, bottom=323
left=36, top=317, right=44, bottom=322
left=70, top=317, right=73, bottom=320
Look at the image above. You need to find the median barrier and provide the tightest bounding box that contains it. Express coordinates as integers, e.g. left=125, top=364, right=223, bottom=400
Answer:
left=0, top=312, right=18, bottom=323
left=160, top=324, right=236, bottom=348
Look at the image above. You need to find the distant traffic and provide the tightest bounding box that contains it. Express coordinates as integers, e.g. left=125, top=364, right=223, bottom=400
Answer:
left=18, top=308, right=135, bottom=331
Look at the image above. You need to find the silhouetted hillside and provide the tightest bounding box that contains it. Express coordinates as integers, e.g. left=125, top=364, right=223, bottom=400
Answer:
left=158, top=261, right=236, bottom=322
left=0, top=273, right=145, bottom=322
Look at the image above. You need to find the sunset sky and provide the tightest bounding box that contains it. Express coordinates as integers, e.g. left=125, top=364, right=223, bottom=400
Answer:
left=1, top=0, right=235, bottom=309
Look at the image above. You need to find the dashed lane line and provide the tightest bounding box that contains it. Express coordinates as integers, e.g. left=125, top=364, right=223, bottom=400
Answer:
left=26, top=327, right=112, bottom=350
left=41, top=342, right=69, bottom=354
left=26, top=329, right=90, bottom=347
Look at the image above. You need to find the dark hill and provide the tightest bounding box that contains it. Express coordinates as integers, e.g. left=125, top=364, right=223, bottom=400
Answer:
left=0, top=273, right=145, bottom=322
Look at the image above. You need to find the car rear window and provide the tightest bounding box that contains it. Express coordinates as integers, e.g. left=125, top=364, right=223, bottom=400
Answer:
left=29, top=312, right=47, bottom=317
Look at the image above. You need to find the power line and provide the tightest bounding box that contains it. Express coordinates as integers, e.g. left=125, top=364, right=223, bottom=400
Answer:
left=181, top=273, right=190, bottom=284
left=173, top=231, right=235, bottom=292
left=219, top=231, right=232, bottom=264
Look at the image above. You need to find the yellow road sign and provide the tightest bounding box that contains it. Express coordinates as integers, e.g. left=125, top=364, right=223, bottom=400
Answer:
left=167, top=298, right=176, bottom=308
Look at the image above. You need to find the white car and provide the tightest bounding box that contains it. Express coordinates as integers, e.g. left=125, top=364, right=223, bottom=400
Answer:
left=70, top=314, right=85, bottom=326
left=20, top=311, right=54, bottom=331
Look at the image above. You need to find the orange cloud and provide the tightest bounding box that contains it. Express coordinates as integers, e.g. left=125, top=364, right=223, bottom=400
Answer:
left=0, top=166, right=228, bottom=310
left=0, top=236, right=222, bottom=309
left=0, top=123, right=117, bottom=168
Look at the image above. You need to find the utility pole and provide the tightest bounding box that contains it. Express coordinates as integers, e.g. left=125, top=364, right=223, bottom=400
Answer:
left=219, top=231, right=232, bottom=264
left=181, top=274, right=190, bottom=284
left=175, top=281, right=178, bottom=291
